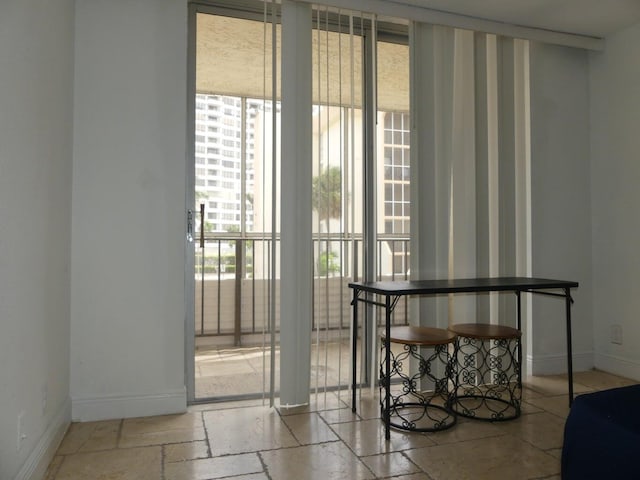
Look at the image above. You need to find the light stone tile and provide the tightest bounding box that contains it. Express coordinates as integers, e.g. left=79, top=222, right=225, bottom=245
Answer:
left=522, top=385, right=544, bottom=400
left=57, top=420, right=121, bottom=454
left=351, top=395, right=384, bottom=420
left=318, top=407, right=360, bottom=424
left=164, top=453, right=263, bottom=480
left=573, top=369, right=636, bottom=391
left=47, top=369, right=619, bottom=479
left=525, top=394, right=571, bottom=419
left=122, top=412, right=203, bottom=433
left=54, top=446, right=162, bottom=480
left=225, top=474, right=270, bottom=480
left=120, top=412, right=206, bottom=447
left=260, top=441, right=374, bottom=480
left=44, top=455, right=64, bottom=480
left=546, top=447, right=563, bottom=460
left=405, top=435, right=560, bottom=480
left=520, top=399, right=544, bottom=415
left=332, top=418, right=436, bottom=457
left=281, top=412, right=339, bottom=444
left=523, top=374, right=591, bottom=397
left=392, top=474, right=433, bottom=480
left=308, top=391, right=350, bottom=411
left=425, top=418, right=504, bottom=446
left=493, top=412, right=566, bottom=450
left=164, top=440, right=210, bottom=463
left=203, top=406, right=298, bottom=456
left=360, top=451, right=421, bottom=478
left=119, top=426, right=206, bottom=448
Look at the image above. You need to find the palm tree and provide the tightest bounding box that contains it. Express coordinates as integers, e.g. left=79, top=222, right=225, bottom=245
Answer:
left=312, top=166, right=342, bottom=224
left=312, top=166, right=342, bottom=276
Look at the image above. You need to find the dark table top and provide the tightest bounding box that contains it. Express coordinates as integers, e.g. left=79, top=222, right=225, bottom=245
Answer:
left=348, top=276, right=578, bottom=296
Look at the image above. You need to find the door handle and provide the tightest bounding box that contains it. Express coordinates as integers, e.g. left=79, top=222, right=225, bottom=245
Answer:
left=187, top=209, right=194, bottom=243
left=199, top=203, right=205, bottom=248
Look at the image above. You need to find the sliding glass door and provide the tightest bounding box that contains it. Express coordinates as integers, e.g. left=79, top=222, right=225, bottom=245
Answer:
left=186, top=1, right=412, bottom=405
left=188, top=5, right=281, bottom=403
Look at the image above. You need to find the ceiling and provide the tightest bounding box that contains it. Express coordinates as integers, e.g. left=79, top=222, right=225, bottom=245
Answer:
left=395, top=0, right=640, bottom=38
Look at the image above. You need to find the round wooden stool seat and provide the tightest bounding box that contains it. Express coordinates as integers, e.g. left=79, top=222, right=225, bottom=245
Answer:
left=384, top=326, right=457, bottom=346
left=449, top=323, right=521, bottom=340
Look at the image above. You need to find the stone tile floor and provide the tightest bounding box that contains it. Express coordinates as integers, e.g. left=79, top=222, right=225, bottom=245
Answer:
left=194, top=340, right=353, bottom=399
left=45, top=369, right=636, bottom=479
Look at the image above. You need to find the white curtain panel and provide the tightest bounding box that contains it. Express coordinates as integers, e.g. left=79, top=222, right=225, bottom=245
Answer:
left=409, top=23, right=531, bottom=329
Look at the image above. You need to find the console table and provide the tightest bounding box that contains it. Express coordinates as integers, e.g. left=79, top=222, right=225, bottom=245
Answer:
left=349, top=276, right=579, bottom=439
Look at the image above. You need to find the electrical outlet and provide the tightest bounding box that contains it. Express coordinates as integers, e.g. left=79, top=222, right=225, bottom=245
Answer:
left=611, top=324, right=623, bottom=345
left=17, top=412, right=26, bottom=451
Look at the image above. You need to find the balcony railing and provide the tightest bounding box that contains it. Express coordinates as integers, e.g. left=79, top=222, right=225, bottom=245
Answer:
left=194, top=235, right=410, bottom=343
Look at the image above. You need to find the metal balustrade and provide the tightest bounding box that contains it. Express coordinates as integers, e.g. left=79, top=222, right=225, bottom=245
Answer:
left=194, top=235, right=410, bottom=342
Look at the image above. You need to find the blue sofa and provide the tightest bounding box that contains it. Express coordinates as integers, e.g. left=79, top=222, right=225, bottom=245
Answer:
left=562, top=384, right=640, bottom=479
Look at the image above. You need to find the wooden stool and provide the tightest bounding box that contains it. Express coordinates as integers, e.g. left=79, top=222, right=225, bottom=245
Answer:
left=380, top=326, right=457, bottom=432
left=449, top=323, right=522, bottom=421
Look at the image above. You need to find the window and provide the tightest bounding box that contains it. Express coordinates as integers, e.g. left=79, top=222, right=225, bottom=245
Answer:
left=382, top=111, right=410, bottom=235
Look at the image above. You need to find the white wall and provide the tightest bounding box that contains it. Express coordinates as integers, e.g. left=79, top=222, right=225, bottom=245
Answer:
left=529, top=42, right=594, bottom=374
left=590, top=21, right=640, bottom=380
left=0, top=0, right=74, bottom=478
left=71, top=0, right=188, bottom=421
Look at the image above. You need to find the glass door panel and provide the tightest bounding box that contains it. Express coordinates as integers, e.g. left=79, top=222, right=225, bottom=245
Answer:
left=192, top=9, right=280, bottom=402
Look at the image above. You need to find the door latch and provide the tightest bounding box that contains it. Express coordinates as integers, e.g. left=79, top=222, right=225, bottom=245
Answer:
left=187, top=209, right=194, bottom=243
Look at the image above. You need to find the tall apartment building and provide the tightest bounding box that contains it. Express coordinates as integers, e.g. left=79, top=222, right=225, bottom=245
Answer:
left=195, top=92, right=410, bottom=280
left=195, top=93, right=257, bottom=233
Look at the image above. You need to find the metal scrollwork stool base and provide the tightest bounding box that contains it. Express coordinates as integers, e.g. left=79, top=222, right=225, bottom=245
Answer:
left=380, top=326, right=457, bottom=432
left=448, top=323, right=522, bottom=421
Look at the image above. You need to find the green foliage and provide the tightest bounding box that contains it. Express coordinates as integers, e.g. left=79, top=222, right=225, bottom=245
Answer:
left=312, top=166, right=342, bottom=221
left=317, top=250, right=341, bottom=276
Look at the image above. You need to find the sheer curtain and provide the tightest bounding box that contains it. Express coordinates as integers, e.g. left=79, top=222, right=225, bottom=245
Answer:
left=409, top=23, right=531, bottom=331
left=277, top=6, right=531, bottom=406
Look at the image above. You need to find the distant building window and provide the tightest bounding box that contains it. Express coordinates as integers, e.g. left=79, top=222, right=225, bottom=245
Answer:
left=382, top=111, right=410, bottom=234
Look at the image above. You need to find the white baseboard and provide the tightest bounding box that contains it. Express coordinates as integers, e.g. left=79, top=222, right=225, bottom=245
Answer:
left=594, top=353, right=640, bottom=381
left=527, top=351, right=594, bottom=376
left=14, top=398, right=71, bottom=480
left=71, top=388, right=187, bottom=422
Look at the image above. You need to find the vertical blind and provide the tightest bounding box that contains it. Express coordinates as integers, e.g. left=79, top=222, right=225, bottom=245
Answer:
left=193, top=0, right=531, bottom=405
